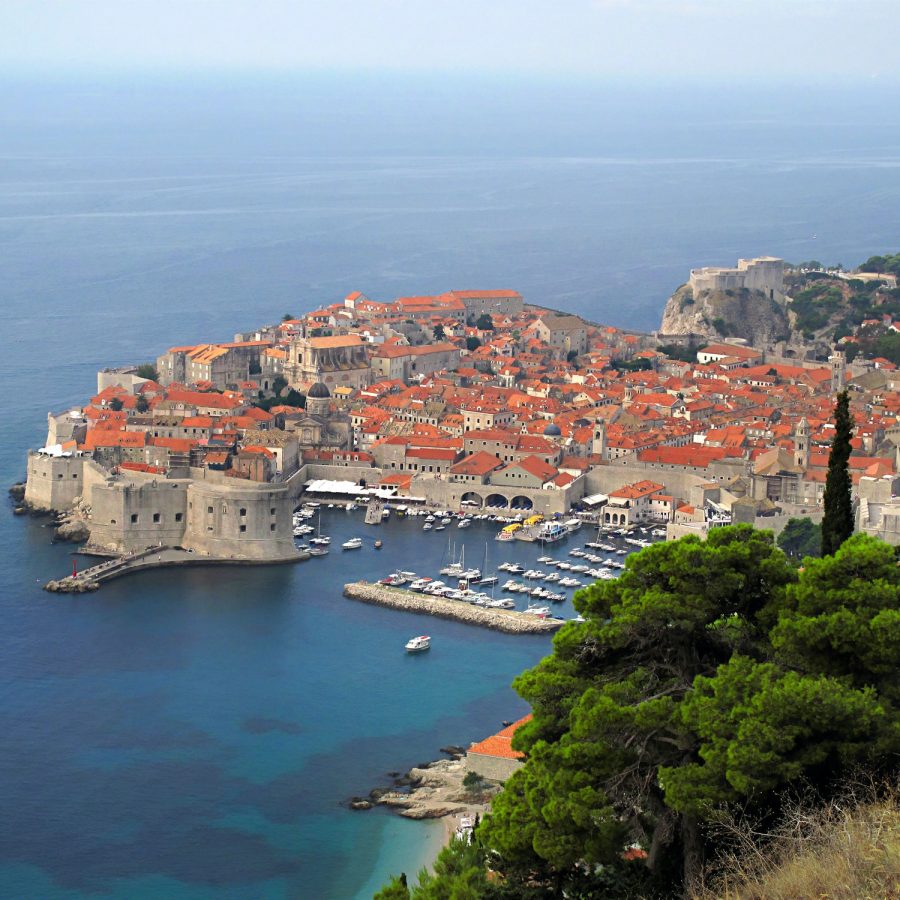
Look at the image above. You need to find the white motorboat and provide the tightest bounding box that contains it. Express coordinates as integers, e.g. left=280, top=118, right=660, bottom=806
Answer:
left=423, top=522, right=433, bottom=531
left=310, top=536, right=331, bottom=546
left=506, top=564, right=525, bottom=574
left=457, top=518, right=472, bottom=528
left=489, top=598, right=516, bottom=609
left=342, top=537, right=363, bottom=550
left=525, top=605, right=551, bottom=616
left=405, top=635, right=431, bottom=652
left=346, top=501, right=358, bottom=511
left=564, top=518, right=582, bottom=533
left=308, top=547, right=329, bottom=557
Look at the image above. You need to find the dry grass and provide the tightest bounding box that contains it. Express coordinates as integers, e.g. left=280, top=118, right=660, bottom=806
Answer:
left=694, top=789, right=900, bottom=900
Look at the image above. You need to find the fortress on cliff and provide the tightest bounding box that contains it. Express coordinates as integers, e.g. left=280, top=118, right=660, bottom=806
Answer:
left=688, top=256, right=785, bottom=302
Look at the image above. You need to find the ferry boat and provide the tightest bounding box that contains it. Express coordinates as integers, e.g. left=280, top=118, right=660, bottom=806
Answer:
left=537, top=522, right=568, bottom=544
left=341, top=537, right=363, bottom=550
left=564, top=518, right=582, bottom=533
left=405, top=635, right=431, bottom=653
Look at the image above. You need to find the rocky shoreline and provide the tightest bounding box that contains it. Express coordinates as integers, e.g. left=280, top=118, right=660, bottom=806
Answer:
left=343, top=581, right=564, bottom=634
left=349, top=747, right=499, bottom=822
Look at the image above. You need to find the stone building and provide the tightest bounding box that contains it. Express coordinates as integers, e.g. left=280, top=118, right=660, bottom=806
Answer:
left=285, top=382, right=352, bottom=452
left=467, top=715, right=531, bottom=782
left=286, top=334, right=371, bottom=391
left=689, top=256, right=784, bottom=302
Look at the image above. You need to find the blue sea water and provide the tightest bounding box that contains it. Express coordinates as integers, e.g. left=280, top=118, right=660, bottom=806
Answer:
left=1, top=73, right=900, bottom=898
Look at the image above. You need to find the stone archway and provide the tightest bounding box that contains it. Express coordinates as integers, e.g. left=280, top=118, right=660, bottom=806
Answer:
left=485, top=493, right=509, bottom=509
left=510, top=495, right=534, bottom=511
left=461, top=491, right=484, bottom=508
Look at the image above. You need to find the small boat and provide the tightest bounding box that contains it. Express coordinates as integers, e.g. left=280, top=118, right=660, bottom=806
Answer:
left=457, top=518, right=472, bottom=528
left=308, top=547, right=329, bottom=557
left=310, top=536, right=331, bottom=546
left=382, top=508, right=391, bottom=519
left=346, top=501, right=357, bottom=511
left=374, top=540, right=383, bottom=549
left=342, top=537, right=363, bottom=550
left=435, top=525, right=446, bottom=531
left=423, top=522, right=433, bottom=531
left=405, top=635, right=431, bottom=653
left=525, top=605, right=551, bottom=616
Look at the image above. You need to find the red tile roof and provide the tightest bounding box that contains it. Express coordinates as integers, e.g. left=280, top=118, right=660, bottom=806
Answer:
left=468, top=715, right=532, bottom=760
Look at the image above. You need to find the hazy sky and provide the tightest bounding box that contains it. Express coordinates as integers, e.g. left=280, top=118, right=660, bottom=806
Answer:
left=2, top=0, right=899, bottom=81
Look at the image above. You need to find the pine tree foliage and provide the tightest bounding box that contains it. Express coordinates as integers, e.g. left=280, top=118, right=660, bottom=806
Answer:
left=378, top=530, right=900, bottom=899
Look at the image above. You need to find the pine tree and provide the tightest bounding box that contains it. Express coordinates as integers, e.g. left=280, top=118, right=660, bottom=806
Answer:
left=821, top=390, right=854, bottom=556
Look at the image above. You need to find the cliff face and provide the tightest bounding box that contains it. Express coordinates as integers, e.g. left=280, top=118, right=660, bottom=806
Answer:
left=660, top=284, right=790, bottom=346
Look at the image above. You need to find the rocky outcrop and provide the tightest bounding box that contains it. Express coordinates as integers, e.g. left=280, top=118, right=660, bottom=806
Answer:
left=660, top=284, right=790, bottom=346
left=342, top=582, right=564, bottom=634
left=373, top=756, right=499, bottom=820
left=55, top=518, right=91, bottom=543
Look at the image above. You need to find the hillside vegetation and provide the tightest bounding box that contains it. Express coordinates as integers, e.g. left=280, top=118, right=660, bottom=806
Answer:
left=695, top=789, right=900, bottom=900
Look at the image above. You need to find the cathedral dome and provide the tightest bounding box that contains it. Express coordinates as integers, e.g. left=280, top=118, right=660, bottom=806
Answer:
left=543, top=423, right=562, bottom=436
left=307, top=382, right=331, bottom=399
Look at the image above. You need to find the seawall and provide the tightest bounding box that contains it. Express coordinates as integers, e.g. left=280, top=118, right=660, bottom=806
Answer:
left=343, top=581, right=564, bottom=634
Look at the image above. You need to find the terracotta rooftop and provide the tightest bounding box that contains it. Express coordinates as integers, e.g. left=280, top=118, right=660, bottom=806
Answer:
left=468, top=715, right=532, bottom=760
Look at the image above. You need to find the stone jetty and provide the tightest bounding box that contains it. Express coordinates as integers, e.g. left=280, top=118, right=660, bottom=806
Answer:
left=342, top=581, right=565, bottom=634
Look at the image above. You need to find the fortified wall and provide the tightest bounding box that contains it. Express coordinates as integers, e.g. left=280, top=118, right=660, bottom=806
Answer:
left=25, top=448, right=304, bottom=561
left=689, top=256, right=785, bottom=302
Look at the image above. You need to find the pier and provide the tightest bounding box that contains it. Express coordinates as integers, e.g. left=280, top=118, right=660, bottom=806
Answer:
left=44, top=546, right=309, bottom=593
left=343, top=581, right=565, bottom=634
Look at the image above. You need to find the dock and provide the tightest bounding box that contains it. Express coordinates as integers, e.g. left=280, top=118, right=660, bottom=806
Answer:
left=343, top=581, right=565, bottom=634
left=44, top=546, right=309, bottom=593
left=364, top=500, right=384, bottom=525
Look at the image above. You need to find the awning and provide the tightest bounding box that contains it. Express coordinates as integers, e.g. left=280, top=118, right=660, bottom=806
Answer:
left=581, top=493, right=608, bottom=507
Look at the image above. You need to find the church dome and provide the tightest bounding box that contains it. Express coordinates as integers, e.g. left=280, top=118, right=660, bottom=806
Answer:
left=543, top=423, right=562, bottom=437
left=307, top=382, right=331, bottom=399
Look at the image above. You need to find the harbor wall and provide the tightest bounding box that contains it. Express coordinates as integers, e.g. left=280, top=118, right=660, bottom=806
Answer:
left=343, top=581, right=563, bottom=634
left=24, top=452, right=109, bottom=511
left=89, top=477, right=190, bottom=553
left=182, top=478, right=299, bottom=559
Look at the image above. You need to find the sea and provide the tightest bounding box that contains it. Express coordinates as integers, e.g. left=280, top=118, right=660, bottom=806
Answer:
left=1, top=72, right=899, bottom=899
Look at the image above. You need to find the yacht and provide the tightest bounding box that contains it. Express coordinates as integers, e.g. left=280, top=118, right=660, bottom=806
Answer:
left=310, top=536, right=331, bottom=546
left=506, top=563, right=525, bottom=574
left=564, top=518, right=582, bottom=533
left=476, top=575, right=498, bottom=586
left=405, top=635, right=431, bottom=653
left=525, top=605, right=551, bottom=616
left=341, top=537, right=363, bottom=550
left=537, top=555, right=554, bottom=564
left=489, top=598, right=516, bottom=609
left=457, top=518, right=472, bottom=528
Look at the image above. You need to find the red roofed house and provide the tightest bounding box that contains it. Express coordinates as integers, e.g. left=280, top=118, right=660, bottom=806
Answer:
left=603, top=480, right=668, bottom=527
left=467, top=715, right=532, bottom=781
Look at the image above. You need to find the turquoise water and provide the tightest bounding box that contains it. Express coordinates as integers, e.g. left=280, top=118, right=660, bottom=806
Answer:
left=1, top=512, right=553, bottom=898
left=2, top=73, right=899, bottom=898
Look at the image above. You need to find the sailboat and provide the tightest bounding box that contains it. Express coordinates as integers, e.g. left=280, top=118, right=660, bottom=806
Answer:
left=309, top=507, right=331, bottom=545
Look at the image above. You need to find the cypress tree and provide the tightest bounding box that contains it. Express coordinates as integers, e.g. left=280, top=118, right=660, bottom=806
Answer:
left=821, top=389, right=854, bottom=555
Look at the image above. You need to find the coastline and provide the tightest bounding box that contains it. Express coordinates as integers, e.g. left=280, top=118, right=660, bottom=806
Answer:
left=351, top=816, right=446, bottom=899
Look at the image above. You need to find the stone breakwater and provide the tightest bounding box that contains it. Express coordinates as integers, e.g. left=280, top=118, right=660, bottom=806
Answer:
left=342, top=582, right=564, bottom=634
